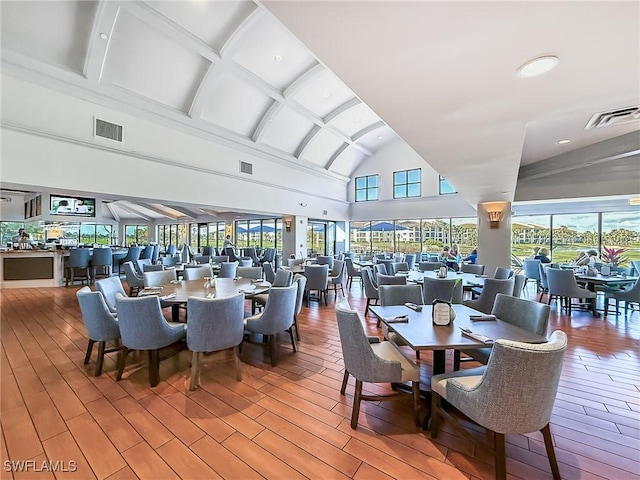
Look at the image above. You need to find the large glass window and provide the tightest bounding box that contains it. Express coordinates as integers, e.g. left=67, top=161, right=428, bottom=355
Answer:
left=601, top=212, right=639, bottom=266
left=511, top=215, right=551, bottom=262
left=307, top=222, right=327, bottom=255
left=124, top=225, right=148, bottom=245
left=394, top=220, right=420, bottom=253
left=439, top=175, right=457, bottom=195
left=552, top=213, right=598, bottom=264
left=349, top=221, right=370, bottom=255
left=421, top=219, right=451, bottom=253
left=355, top=175, right=379, bottom=202
left=393, top=169, right=421, bottom=198
left=452, top=218, right=477, bottom=259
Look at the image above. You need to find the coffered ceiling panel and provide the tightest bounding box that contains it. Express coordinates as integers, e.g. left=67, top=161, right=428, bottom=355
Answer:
left=201, top=71, right=273, bottom=137
left=0, top=0, right=97, bottom=73
left=328, top=102, right=383, bottom=138
left=147, top=0, right=256, bottom=51
left=102, top=10, right=211, bottom=112
left=354, top=126, right=399, bottom=151
left=329, top=145, right=367, bottom=177
left=289, top=69, right=356, bottom=119
left=260, top=106, right=315, bottom=154
left=231, top=14, right=317, bottom=91
left=300, top=128, right=345, bottom=166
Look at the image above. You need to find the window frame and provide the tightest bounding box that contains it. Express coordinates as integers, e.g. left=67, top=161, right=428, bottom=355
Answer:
left=355, top=174, right=379, bottom=202
left=393, top=168, right=421, bottom=199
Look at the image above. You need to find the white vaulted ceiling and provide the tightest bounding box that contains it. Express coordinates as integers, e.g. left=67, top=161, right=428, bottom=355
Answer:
left=0, top=0, right=397, bottom=178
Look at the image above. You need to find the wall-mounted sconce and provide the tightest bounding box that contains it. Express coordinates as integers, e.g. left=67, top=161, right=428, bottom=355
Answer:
left=285, top=219, right=292, bottom=231
left=487, top=210, right=502, bottom=228
left=299, top=202, right=308, bottom=207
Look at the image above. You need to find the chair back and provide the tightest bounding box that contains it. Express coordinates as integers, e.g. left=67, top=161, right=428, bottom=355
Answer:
left=183, top=266, right=213, bottom=281
left=376, top=274, right=406, bottom=286
left=494, top=267, right=513, bottom=279
left=404, top=254, right=416, bottom=270
left=143, top=264, right=164, bottom=272
left=151, top=244, right=160, bottom=263
left=523, top=259, right=541, bottom=280
left=263, top=262, right=275, bottom=283
left=262, top=248, right=276, bottom=263
left=305, top=264, right=329, bottom=290
left=187, top=294, right=245, bottom=352
left=115, top=295, right=186, bottom=350
left=511, top=273, right=526, bottom=297
left=161, top=255, right=180, bottom=267
left=135, top=258, right=152, bottom=275
left=379, top=284, right=423, bottom=306
left=225, top=247, right=239, bottom=263
left=546, top=268, right=592, bottom=298
left=166, top=245, right=177, bottom=256
left=140, top=246, right=153, bottom=260
left=361, top=267, right=379, bottom=300
left=391, top=262, right=409, bottom=274
left=491, top=293, right=550, bottom=336
left=538, top=263, right=549, bottom=290
left=316, top=255, right=334, bottom=269
left=124, top=246, right=143, bottom=263
left=218, top=262, right=239, bottom=279
left=345, top=257, right=360, bottom=277
left=419, top=261, right=442, bottom=272
left=90, top=247, right=112, bottom=267
left=123, top=261, right=144, bottom=288
left=422, top=277, right=463, bottom=304
left=249, top=284, right=297, bottom=334
left=373, top=263, right=387, bottom=278
left=447, top=331, right=567, bottom=434
left=143, top=269, right=177, bottom=287
left=237, top=266, right=263, bottom=280
left=330, top=259, right=345, bottom=277
left=273, top=268, right=293, bottom=287
left=287, top=258, right=304, bottom=267
left=379, top=259, right=395, bottom=275
left=193, top=255, right=211, bottom=264
left=464, top=277, right=515, bottom=314
left=335, top=299, right=402, bottom=383
left=631, top=260, right=640, bottom=276
left=330, top=260, right=346, bottom=282
left=95, top=276, right=126, bottom=312
left=76, top=287, right=120, bottom=341
left=211, top=255, right=229, bottom=264
left=67, top=248, right=91, bottom=268
left=461, top=264, right=485, bottom=275
left=293, top=274, right=307, bottom=316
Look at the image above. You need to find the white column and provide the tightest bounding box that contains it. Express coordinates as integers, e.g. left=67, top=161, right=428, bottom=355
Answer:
left=477, top=202, right=512, bottom=275
left=283, top=216, right=308, bottom=258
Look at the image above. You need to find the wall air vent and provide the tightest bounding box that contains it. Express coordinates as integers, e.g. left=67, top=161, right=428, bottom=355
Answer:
left=585, top=105, right=640, bottom=130
left=240, top=161, right=253, bottom=175
left=94, top=117, right=124, bottom=142
left=323, top=210, right=328, bottom=215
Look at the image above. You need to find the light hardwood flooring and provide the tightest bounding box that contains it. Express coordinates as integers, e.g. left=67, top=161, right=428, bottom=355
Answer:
left=1, top=281, right=639, bottom=479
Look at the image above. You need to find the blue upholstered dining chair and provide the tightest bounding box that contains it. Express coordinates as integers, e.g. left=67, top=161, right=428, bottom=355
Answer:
left=76, top=287, right=121, bottom=376
left=151, top=244, right=160, bottom=264
left=166, top=245, right=177, bottom=257
left=193, top=255, right=211, bottom=264
left=262, top=262, right=275, bottom=284
left=161, top=255, right=180, bottom=267
left=361, top=267, right=379, bottom=317
left=304, top=264, right=329, bottom=307
left=546, top=268, right=596, bottom=315
left=95, top=276, right=127, bottom=313
left=118, top=246, right=143, bottom=275
left=183, top=265, right=212, bottom=281
left=605, top=278, right=640, bottom=318
left=252, top=268, right=293, bottom=314
left=65, top=248, right=91, bottom=286
left=122, top=261, right=144, bottom=296
left=90, top=247, right=112, bottom=283
left=523, top=258, right=542, bottom=292
left=244, top=284, right=297, bottom=366
left=143, top=269, right=177, bottom=288
left=187, top=293, right=245, bottom=390
left=404, top=254, right=416, bottom=270
left=218, top=261, right=238, bottom=279
left=139, top=245, right=153, bottom=260
left=115, top=294, right=186, bottom=387
left=422, top=277, right=463, bottom=304
left=345, top=257, right=362, bottom=289
left=463, top=278, right=515, bottom=314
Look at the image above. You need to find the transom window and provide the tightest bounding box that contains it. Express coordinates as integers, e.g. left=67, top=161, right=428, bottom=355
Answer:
left=439, top=175, right=457, bottom=195
left=355, top=175, right=379, bottom=202
left=393, top=169, right=421, bottom=198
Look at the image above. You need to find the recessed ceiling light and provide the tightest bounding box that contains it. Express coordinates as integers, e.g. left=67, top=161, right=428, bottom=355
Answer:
left=558, top=139, right=571, bottom=144
left=99, top=33, right=109, bottom=40
left=354, top=117, right=361, bottom=123
left=377, top=136, right=384, bottom=140
left=322, top=91, right=330, bottom=98
left=273, top=53, right=283, bottom=62
left=517, top=55, right=559, bottom=78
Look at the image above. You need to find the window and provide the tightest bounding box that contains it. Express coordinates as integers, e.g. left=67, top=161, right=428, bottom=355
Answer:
left=124, top=225, right=148, bottom=245
left=355, top=175, right=379, bottom=202
left=393, top=169, right=421, bottom=198
left=439, top=175, right=457, bottom=195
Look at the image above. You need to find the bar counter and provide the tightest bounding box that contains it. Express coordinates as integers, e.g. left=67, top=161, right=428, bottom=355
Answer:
left=0, top=249, right=65, bottom=288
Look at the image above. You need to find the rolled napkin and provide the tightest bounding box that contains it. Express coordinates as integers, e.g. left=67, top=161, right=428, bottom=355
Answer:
left=469, top=314, right=496, bottom=321
left=386, top=315, right=409, bottom=323
left=460, top=328, right=493, bottom=344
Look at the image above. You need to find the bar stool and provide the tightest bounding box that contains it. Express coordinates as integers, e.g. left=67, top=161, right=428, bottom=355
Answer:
left=90, top=247, right=113, bottom=283
left=65, top=248, right=91, bottom=286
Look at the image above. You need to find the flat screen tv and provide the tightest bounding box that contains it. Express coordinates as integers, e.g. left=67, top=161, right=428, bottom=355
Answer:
left=50, top=195, right=96, bottom=217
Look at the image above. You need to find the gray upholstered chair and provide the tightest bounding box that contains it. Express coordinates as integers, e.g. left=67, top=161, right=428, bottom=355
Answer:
left=546, top=268, right=597, bottom=315
left=523, top=259, right=541, bottom=292
left=95, top=276, right=127, bottom=313
left=186, top=293, right=245, bottom=390
left=304, top=264, right=329, bottom=306
left=422, top=277, right=463, bottom=305
left=139, top=245, right=153, bottom=260
left=376, top=273, right=407, bottom=286
left=143, top=269, right=177, bottom=288
left=225, top=247, right=240, bottom=263
left=218, top=261, right=239, bottom=279
left=404, top=254, right=416, bottom=270
left=463, top=278, right=515, bottom=314
left=151, top=244, right=160, bottom=264
left=605, top=278, right=640, bottom=318
left=252, top=268, right=293, bottom=313
left=361, top=267, right=379, bottom=317
left=165, top=245, right=177, bottom=257
left=211, top=255, right=229, bottom=265
left=292, top=274, right=306, bottom=341
left=238, top=258, right=253, bottom=268
left=379, top=284, right=424, bottom=355
left=373, top=263, right=387, bottom=277
left=512, top=273, right=526, bottom=298
left=193, top=255, right=211, bottom=264
left=494, top=267, right=513, bottom=279
left=335, top=299, right=421, bottom=429
left=538, top=263, right=549, bottom=301
left=261, top=248, right=276, bottom=265
left=287, top=258, right=304, bottom=267
left=454, top=293, right=551, bottom=369
left=418, top=261, right=442, bottom=272
left=183, top=266, right=213, bottom=281
left=316, top=255, right=334, bottom=269
left=123, top=261, right=144, bottom=296
left=90, top=247, right=112, bottom=283
left=143, top=264, right=164, bottom=272
left=161, top=255, right=180, bottom=267
left=379, top=259, right=395, bottom=276
left=262, top=262, right=275, bottom=284
left=135, top=258, right=152, bottom=276
left=390, top=262, right=409, bottom=275
left=328, top=260, right=346, bottom=297
left=461, top=263, right=485, bottom=275
left=345, top=257, right=362, bottom=289
left=76, top=287, right=121, bottom=376
left=244, top=284, right=297, bottom=366
left=118, top=246, right=143, bottom=275
left=65, top=248, right=91, bottom=286
left=431, top=330, right=567, bottom=480
left=244, top=247, right=261, bottom=266
left=237, top=266, right=263, bottom=280
left=115, top=294, right=186, bottom=387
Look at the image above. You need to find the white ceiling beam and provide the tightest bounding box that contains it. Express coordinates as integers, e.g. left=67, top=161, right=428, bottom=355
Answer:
left=252, top=100, right=283, bottom=143
left=294, top=124, right=321, bottom=158
left=283, top=63, right=325, bottom=98
left=164, top=205, right=196, bottom=218
left=219, top=6, right=263, bottom=58
left=188, top=60, right=223, bottom=119
left=324, top=143, right=350, bottom=170
left=138, top=203, right=181, bottom=220
left=83, top=1, right=121, bottom=83
left=105, top=202, right=120, bottom=222
left=351, top=121, right=386, bottom=143
left=113, top=201, right=153, bottom=221
left=323, top=98, right=362, bottom=124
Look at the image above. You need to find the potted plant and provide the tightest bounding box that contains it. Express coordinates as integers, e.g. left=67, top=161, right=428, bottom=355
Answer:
left=600, top=245, right=628, bottom=267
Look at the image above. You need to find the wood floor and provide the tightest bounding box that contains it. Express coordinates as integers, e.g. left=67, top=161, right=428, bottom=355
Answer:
left=1, top=282, right=639, bottom=479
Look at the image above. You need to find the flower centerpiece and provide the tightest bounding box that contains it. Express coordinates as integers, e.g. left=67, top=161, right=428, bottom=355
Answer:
left=600, top=245, right=628, bottom=267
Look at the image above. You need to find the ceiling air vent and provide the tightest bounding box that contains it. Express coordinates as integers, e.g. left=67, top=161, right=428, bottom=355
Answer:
left=585, top=105, right=640, bottom=130
left=240, top=161, right=253, bottom=175
left=94, top=117, right=123, bottom=142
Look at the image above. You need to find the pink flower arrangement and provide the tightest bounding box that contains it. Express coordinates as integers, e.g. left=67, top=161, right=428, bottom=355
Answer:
left=600, top=246, right=628, bottom=266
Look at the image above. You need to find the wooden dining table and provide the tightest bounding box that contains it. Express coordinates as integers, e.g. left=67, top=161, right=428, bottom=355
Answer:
left=404, top=270, right=486, bottom=290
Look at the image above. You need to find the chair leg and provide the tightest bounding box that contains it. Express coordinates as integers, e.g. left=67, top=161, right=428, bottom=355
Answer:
left=365, top=298, right=371, bottom=317
left=412, top=381, right=420, bottom=426
left=84, top=339, right=95, bottom=365
left=340, top=370, right=349, bottom=395
left=293, top=313, right=301, bottom=341
left=233, top=346, right=242, bottom=381
left=494, top=432, right=506, bottom=480
left=430, top=392, right=441, bottom=438
left=95, top=341, right=106, bottom=376
left=115, top=347, right=129, bottom=381
left=288, top=328, right=297, bottom=352
left=149, top=349, right=160, bottom=387
left=350, top=379, right=363, bottom=429
left=189, top=351, right=200, bottom=391
left=541, top=424, right=561, bottom=480
left=269, top=335, right=277, bottom=366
